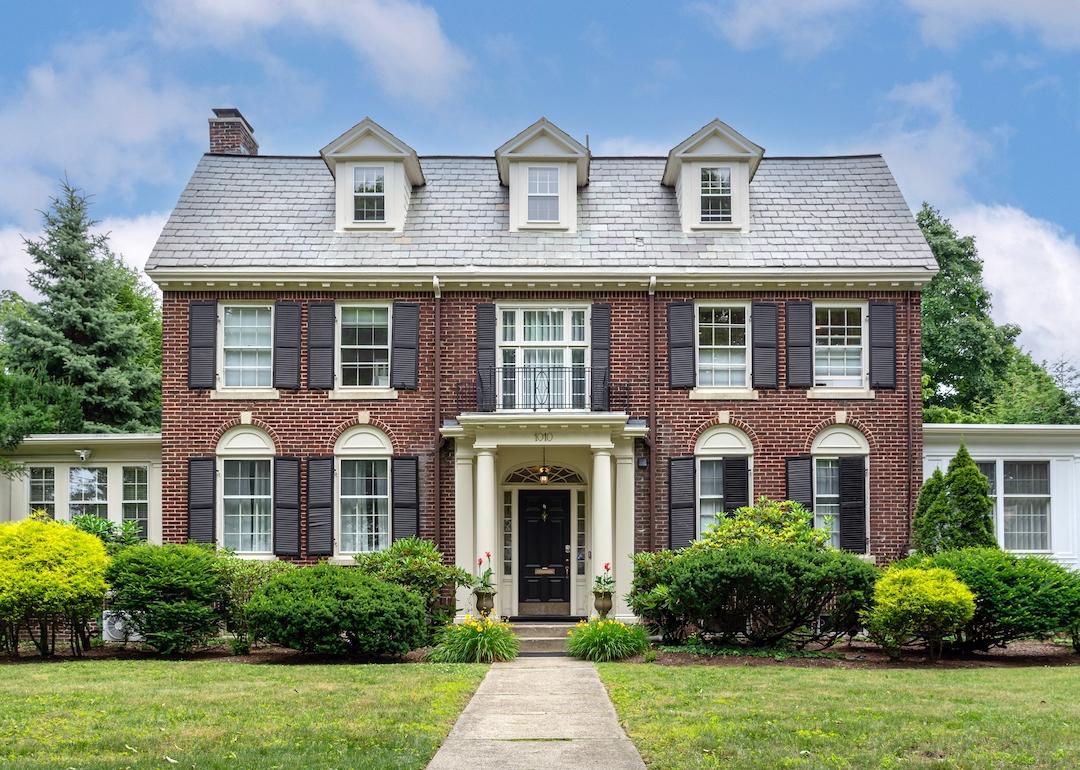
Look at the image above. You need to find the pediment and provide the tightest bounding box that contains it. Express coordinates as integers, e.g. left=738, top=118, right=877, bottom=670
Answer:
left=320, top=117, right=424, bottom=185
left=662, top=119, right=764, bottom=185
left=495, top=118, right=590, bottom=186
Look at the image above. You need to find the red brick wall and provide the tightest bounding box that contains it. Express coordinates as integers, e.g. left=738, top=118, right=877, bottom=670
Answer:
left=162, top=289, right=922, bottom=564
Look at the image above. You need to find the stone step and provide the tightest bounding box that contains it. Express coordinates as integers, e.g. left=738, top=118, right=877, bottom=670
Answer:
left=509, top=623, right=577, bottom=639
left=516, top=636, right=568, bottom=654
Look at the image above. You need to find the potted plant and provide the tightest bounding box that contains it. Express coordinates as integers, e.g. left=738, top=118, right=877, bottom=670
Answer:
left=592, top=562, right=615, bottom=618
left=472, top=552, right=497, bottom=615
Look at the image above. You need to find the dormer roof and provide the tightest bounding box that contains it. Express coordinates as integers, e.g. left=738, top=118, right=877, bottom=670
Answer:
left=494, top=118, right=590, bottom=186
left=661, top=119, right=765, bottom=186
left=320, top=117, right=425, bottom=186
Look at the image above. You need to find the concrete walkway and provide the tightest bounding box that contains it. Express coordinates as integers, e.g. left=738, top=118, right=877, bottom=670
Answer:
left=427, top=656, right=647, bottom=770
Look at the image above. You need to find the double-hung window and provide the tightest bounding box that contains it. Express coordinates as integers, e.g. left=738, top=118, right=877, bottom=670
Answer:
left=353, top=166, right=385, bottom=223
left=339, top=458, right=390, bottom=553
left=813, top=305, right=865, bottom=388
left=222, top=305, right=272, bottom=388
left=527, top=167, right=559, bottom=222
left=498, top=307, right=588, bottom=410
left=1003, top=461, right=1050, bottom=551
left=69, top=467, right=108, bottom=518
left=698, top=459, right=724, bottom=535
left=697, top=305, right=749, bottom=387
left=222, top=459, right=272, bottom=554
left=339, top=305, right=391, bottom=388
left=123, top=466, right=149, bottom=540
left=813, top=458, right=842, bottom=548
left=700, top=167, right=732, bottom=223
left=28, top=467, right=55, bottom=517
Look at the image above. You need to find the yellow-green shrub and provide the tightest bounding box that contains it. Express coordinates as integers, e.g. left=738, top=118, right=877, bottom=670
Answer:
left=427, top=613, right=519, bottom=663
left=0, top=518, right=108, bottom=656
left=862, top=567, right=975, bottom=660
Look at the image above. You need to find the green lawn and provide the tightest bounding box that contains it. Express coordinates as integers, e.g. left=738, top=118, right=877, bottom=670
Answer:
left=599, top=663, right=1080, bottom=770
left=0, top=659, right=486, bottom=769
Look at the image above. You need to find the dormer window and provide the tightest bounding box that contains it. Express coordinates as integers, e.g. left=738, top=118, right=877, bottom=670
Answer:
left=527, top=167, right=559, bottom=222
left=353, top=166, right=385, bottom=223
left=700, top=167, right=732, bottom=223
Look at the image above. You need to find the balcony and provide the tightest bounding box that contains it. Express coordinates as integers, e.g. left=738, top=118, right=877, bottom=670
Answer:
left=454, top=366, right=633, bottom=413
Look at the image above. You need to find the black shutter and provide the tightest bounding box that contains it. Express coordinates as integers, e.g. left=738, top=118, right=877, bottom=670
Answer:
left=667, top=301, right=695, bottom=389
left=751, top=302, right=778, bottom=389
left=273, top=457, right=300, bottom=557
left=786, top=456, right=814, bottom=511
left=722, top=456, right=750, bottom=512
left=391, top=456, right=419, bottom=541
left=869, top=301, right=896, bottom=389
left=390, top=302, right=420, bottom=390
left=786, top=300, right=813, bottom=387
left=669, top=456, right=696, bottom=549
left=188, top=301, right=217, bottom=389
left=838, top=455, right=867, bottom=553
left=307, top=302, right=335, bottom=390
left=306, top=457, right=334, bottom=557
left=187, top=457, right=215, bottom=543
left=272, top=302, right=301, bottom=390
left=476, top=303, right=496, bottom=412
left=590, top=303, right=611, bottom=411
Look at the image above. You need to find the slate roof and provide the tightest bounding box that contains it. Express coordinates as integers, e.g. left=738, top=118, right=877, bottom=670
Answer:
left=146, top=154, right=935, bottom=273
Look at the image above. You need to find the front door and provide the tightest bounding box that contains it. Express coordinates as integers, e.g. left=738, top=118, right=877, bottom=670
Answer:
left=518, top=489, right=571, bottom=615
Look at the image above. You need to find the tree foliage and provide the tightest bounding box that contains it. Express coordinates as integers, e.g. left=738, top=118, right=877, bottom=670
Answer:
left=912, top=445, right=997, bottom=554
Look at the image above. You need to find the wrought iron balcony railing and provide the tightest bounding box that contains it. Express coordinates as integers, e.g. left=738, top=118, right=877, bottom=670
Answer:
left=453, top=365, right=633, bottom=413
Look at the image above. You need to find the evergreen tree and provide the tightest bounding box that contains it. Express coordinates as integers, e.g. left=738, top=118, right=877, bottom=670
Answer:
left=0, top=372, right=83, bottom=475
left=912, top=467, right=946, bottom=553
left=2, top=181, right=160, bottom=432
left=913, top=445, right=997, bottom=554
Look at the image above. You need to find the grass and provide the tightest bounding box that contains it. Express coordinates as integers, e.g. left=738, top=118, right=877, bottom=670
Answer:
left=0, top=659, right=486, bottom=769
left=599, top=663, right=1080, bottom=769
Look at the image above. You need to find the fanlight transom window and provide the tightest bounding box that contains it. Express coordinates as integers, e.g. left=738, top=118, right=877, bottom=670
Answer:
left=504, top=465, right=585, bottom=485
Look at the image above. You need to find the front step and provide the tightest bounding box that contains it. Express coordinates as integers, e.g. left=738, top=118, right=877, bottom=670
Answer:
left=511, top=622, right=575, bottom=655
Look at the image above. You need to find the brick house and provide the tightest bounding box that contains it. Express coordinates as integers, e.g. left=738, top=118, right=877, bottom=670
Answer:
left=137, top=109, right=935, bottom=620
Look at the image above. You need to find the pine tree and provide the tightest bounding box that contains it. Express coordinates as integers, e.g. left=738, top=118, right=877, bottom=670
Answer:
left=941, top=444, right=997, bottom=550
left=912, top=468, right=946, bottom=553
left=2, top=181, right=160, bottom=432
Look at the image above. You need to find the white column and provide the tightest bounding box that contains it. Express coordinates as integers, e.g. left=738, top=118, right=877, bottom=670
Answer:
left=614, top=447, right=636, bottom=621
left=590, top=447, right=614, bottom=617
left=474, top=448, right=499, bottom=613
left=453, top=445, right=475, bottom=620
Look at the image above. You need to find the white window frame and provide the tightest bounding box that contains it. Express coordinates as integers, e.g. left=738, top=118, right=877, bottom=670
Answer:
left=217, top=302, right=275, bottom=393
left=694, top=301, right=752, bottom=390
left=352, top=165, right=386, bottom=224
left=27, top=466, right=56, bottom=517
left=334, top=302, right=393, bottom=394
left=811, top=300, right=869, bottom=391
left=699, top=166, right=733, bottom=224
left=973, top=458, right=1052, bottom=553
left=336, top=456, right=391, bottom=556
left=694, top=425, right=754, bottom=538
left=216, top=425, right=276, bottom=558
left=810, top=425, right=870, bottom=552
left=333, top=425, right=394, bottom=559
left=68, top=466, right=109, bottom=518
left=813, top=457, right=843, bottom=549
left=495, top=303, right=591, bottom=411
left=122, top=465, right=150, bottom=540
left=526, top=166, right=560, bottom=223
left=219, top=458, right=274, bottom=557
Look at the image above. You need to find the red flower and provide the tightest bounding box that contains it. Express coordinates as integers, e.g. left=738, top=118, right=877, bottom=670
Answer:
left=477, top=557, right=483, bottom=567
left=603, top=562, right=611, bottom=572
left=485, top=551, right=492, bottom=559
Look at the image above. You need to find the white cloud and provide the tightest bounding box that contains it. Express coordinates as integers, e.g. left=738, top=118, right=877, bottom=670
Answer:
left=148, top=0, right=470, bottom=106
left=903, top=0, right=1080, bottom=50
left=0, top=39, right=208, bottom=226
left=593, top=137, right=671, bottom=156
left=0, top=213, right=167, bottom=301
left=692, top=0, right=865, bottom=55
left=952, top=204, right=1080, bottom=364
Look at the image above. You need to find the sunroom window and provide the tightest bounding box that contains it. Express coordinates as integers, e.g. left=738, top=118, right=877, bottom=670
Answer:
left=1003, top=461, right=1050, bottom=551
left=814, top=306, right=864, bottom=388
left=498, top=307, right=588, bottom=410
left=69, top=467, right=108, bottom=518
left=28, top=467, right=55, bottom=517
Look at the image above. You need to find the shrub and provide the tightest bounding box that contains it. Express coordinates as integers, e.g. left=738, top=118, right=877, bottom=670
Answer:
left=353, top=537, right=471, bottom=642
left=566, top=618, right=649, bottom=662
left=427, top=613, right=519, bottom=663
left=246, top=563, right=425, bottom=657
left=0, top=518, right=108, bottom=656
left=905, top=548, right=1080, bottom=651
left=217, top=556, right=296, bottom=655
left=913, top=445, right=996, bottom=554
left=627, top=550, right=684, bottom=644
left=690, top=497, right=829, bottom=552
left=70, top=514, right=142, bottom=555
left=664, top=544, right=878, bottom=647
left=862, top=567, right=975, bottom=660
left=106, top=543, right=225, bottom=655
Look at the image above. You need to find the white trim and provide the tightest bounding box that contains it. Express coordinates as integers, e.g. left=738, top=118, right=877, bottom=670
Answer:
left=217, top=425, right=276, bottom=456
left=209, top=388, right=280, bottom=400
left=334, top=425, right=393, bottom=455
left=694, top=300, right=752, bottom=390
left=217, top=456, right=274, bottom=558
left=695, top=425, right=754, bottom=455
left=688, top=387, right=758, bottom=400
left=495, top=302, right=591, bottom=412
left=967, top=456, right=1053, bottom=554
left=509, top=161, right=577, bottom=232
left=334, top=455, right=391, bottom=557
left=807, top=388, right=875, bottom=400
left=811, top=424, right=870, bottom=455
left=328, top=388, right=398, bottom=401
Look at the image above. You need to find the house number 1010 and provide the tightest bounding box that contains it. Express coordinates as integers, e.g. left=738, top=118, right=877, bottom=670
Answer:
left=534, top=432, right=554, bottom=443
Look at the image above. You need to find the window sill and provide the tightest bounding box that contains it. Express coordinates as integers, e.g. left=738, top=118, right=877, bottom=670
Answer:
left=342, top=223, right=397, bottom=232
left=688, top=387, right=759, bottom=401
left=209, top=388, right=280, bottom=401
left=518, top=222, right=570, bottom=231
left=807, top=387, right=875, bottom=400
left=691, top=222, right=744, bottom=231
left=328, top=387, right=399, bottom=401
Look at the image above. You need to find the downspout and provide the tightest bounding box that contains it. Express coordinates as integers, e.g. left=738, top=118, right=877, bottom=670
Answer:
left=904, top=293, right=914, bottom=555
left=433, top=275, right=442, bottom=550
left=648, top=275, right=657, bottom=551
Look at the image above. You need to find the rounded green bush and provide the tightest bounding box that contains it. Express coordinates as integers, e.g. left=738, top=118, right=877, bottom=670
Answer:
left=905, top=548, right=1080, bottom=651
left=246, top=563, right=425, bottom=657
left=427, top=613, right=519, bottom=663
left=105, top=543, right=226, bottom=655
left=863, top=566, right=975, bottom=660
left=566, top=618, right=649, bottom=662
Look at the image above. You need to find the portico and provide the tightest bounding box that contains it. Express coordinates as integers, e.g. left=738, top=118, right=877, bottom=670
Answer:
left=442, top=414, right=647, bottom=621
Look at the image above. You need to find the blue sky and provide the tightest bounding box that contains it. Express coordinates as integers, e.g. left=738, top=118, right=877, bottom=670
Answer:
left=2, top=0, right=1079, bottom=361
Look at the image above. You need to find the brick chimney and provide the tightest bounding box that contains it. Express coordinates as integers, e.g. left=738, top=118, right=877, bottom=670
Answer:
left=208, top=107, right=258, bottom=155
